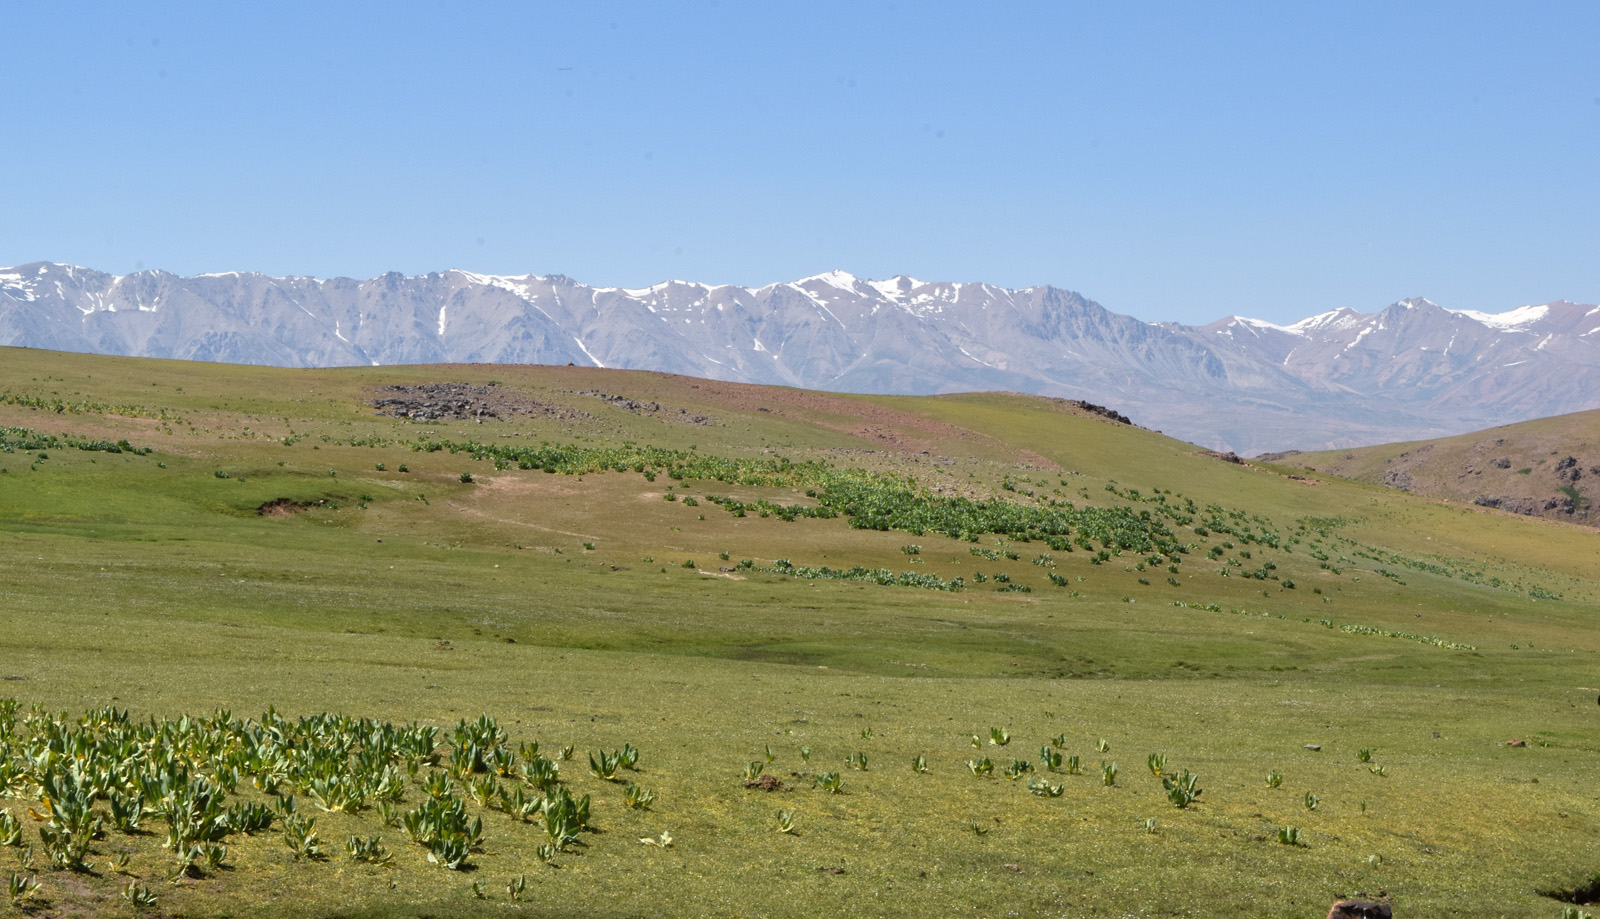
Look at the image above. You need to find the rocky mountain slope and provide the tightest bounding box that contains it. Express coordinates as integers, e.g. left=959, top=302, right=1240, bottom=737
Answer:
left=4, top=262, right=1597, bottom=453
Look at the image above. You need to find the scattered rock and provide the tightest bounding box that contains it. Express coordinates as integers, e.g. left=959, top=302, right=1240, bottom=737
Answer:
left=817, top=866, right=845, bottom=875
left=1381, top=469, right=1413, bottom=491
left=1489, top=457, right=1511, bottom=469
left=1327, top=899, right=1392, bottom=919
left=1507, top=739, right=1527, bottom=747
left=1061, top=400, right=1133, bottom=425
left=1556, top=455, right=1581, bottom=482
left=1199, top=450, right=1246, bottom=464
left=572, top=390, right=709, bottom=424
left=372, top=382, right=591, bottom=423
left=1304, top=744, right=1322, bottom=751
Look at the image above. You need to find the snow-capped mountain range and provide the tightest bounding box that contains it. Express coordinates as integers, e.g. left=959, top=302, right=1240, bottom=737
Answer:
left=3, top=261, right=1597, bottom=454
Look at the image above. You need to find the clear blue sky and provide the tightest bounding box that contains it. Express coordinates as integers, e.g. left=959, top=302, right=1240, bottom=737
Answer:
left=4, top=1, right=1596, bottom=324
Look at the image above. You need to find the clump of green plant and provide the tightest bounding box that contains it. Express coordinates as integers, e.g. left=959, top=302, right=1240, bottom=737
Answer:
left=1147, top=752, right=1166, bottom=776
left=0, top=811, right=21, bottom=847
left=1101, top=761, right=1118, bottom=786
left=1039, top=746, right=1063, bottom=773
left=121, top=878, right=156, bottom=907
left=1027, top=777, right=1065, bottom=798
left=1162, top=770, right=1201, bottom=808
left=989, top=727, right=1010, bottom=746
left=589, top=749, right=624, bottom=781
left=623, top=782, right=656, bottom=810
left=814, top=772, right=844, bottom=794
left=1265, top=770, right=1283, bottom=788
left=282, top=812, right=321, bottom=860
left=401, top=794, right=483, bottom=870
left=1277, top=825, right=1303, bottom=846
left=1303, top=792, right=1320, bottom=811
left=776, top=809, right=798, bottom=835
left=912, top=754, right=929, bottom=774
left=345, top=834, right=391, bottom=865
left=8, top=874, right=39, bottom=907
left=967, top=757, right=994, bottom=777
left=1002, top=759, right=1032, bottom=780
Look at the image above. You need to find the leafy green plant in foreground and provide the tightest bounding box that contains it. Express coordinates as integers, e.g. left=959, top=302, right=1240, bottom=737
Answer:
left=623, top=782, right=656, bottom=810
left=1162, top=770, right=1201, bottom=808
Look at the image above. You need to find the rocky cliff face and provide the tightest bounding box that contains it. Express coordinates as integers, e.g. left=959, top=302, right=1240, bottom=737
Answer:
left=4, top=263, right=1598, bottom=453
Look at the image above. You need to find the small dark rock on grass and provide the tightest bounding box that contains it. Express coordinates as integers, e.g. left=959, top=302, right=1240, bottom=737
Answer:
left=1327, top=898, right=1391, bottom=919
left=742, top=775, right=789, bottom=791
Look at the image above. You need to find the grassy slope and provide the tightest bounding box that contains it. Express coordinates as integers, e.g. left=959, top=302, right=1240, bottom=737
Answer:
left=1, top=347, right=1598, bottom=918
left=1271, top=408, right=1600, bottom=527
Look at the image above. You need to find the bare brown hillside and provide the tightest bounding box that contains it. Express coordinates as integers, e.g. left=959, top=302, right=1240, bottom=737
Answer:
left=1263, top=409, right=1600, bottom=526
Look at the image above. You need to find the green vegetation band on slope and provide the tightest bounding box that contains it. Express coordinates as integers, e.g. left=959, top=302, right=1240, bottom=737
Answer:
left=0, top=425, right=153, bottom=456
left=422, top=437, right=1187, bottom=556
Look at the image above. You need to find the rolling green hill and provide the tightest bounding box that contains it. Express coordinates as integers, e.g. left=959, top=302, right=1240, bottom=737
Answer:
left=1, top=346, right=1597, bottom=919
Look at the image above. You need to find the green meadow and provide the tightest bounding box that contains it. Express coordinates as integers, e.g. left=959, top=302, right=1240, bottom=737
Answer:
left=1, top=347, right=1597, bottom=918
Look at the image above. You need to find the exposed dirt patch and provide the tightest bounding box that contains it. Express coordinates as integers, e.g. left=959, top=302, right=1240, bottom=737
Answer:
left=257, top=497, right=330, bottom=517
left=371, top=382, right=592, bottom=423
left=742, top=774, right=790, bottom=791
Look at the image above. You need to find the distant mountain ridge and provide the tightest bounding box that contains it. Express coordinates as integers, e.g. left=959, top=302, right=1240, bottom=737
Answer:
left=3, top=262, right=1597, bottom=453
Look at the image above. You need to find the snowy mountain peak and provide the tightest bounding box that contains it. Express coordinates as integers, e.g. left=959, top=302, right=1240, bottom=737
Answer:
left=797, top=270, right=864, bottom=293
left=1451, top=303, right=1550, bottom=330
left=865, top=275, right=925, bottom=300
left=1227, top=316, right=1298, bottom=335
left=1286, top=308, right=1363, bottom=334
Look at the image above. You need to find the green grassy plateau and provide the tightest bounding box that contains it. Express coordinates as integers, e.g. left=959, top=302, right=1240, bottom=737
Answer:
left=1, top=346, right=1598, bottom=918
